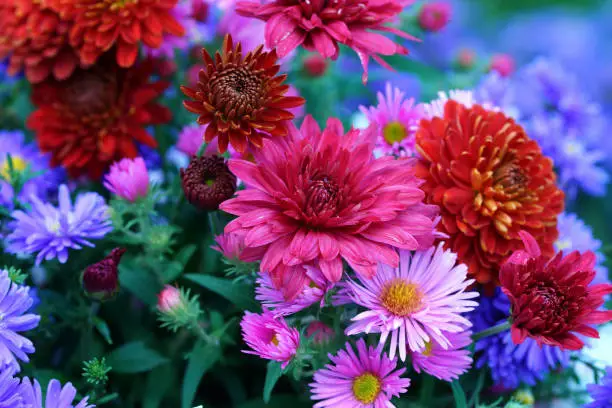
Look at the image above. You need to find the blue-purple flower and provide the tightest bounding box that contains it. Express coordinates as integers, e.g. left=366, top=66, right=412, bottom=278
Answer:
left=18, top=377, right=93, bottom=408
left=5, top=185, right=112, bottom=265
left=586, top=367, right=612, bottom=408
left=0, top=364, right=25, bottom=407
left=0, top=269, right=40, bottom=372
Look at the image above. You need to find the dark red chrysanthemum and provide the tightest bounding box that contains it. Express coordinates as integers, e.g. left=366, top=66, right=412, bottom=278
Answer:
left=500, top=231, right=612, bottom=351
left=28, top=58, right=171, bottom=178
left=81, top=247, right=126, bottom=301
left=181, top=34, right=305, bottom=154
left=180, top=155, right=237, bottom=211
left=0, top=0, right=83, bottom=83
left=56, top=0, right=184, bottom=67
left=415, top=100, right=564, bottom=288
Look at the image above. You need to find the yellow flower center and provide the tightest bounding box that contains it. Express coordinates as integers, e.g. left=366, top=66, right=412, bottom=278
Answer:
left=270, top=334, right=279, bottom=346
left=383, top=121, right=407, bottom=144
left=380, top=279, right=423, bottom=316
left=421, top=341, right=433, bottom=357
left=109, top=0, right=136, bottom=11
left=1, top=156, right=28, bottom=182
left=555, top=238, right=572, bottom=251
left=352, top=373, right=381, bottom=404
left=512, top=389, right=535, bottom=405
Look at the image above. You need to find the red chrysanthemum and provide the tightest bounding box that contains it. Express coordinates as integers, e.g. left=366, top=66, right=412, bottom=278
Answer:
left=415, top=100, right=564, bottom=287
left=56, top=0, right=185, bottom=68
left=500, top=231, right=612, bottom=351
left=181, top=34, right=305, bottom=154
left=236, top=0, right=418, bottom=82
left=27, top=58, right=171, bottom=178
left=0, top=0, right=83, bottom=83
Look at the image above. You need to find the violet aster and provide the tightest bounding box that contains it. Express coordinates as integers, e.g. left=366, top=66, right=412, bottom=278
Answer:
left=0, top=364, right=25, bottom=407
left=18, top=377, right=93, bottom=408
left=309, top=339, right=410, bottom=408
left=586, top=367, right=612, bottom=408
left=5, top=185, right=113, bottom=265
left=0, top=269, right=40, bottom=373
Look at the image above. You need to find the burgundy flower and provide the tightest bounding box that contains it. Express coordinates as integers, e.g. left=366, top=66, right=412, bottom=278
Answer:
left=81, top=248, right=126, bottom=301
left=180, top=155, right=237, bottom=211
left=500, top=231, right=612, bottom=351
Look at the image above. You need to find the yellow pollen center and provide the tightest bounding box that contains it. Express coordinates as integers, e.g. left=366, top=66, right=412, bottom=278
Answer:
left=270, top=334, right=279, bottom=346
left=1, top=156, right=28, bottom=182
left=109, top=0, right=136, bottom=10
left=352, top=373, right=381, bottom=404
left=381, top=279, right=423, bottom=316
left=383, top=121, right=407, bottom=144
left=308, top=280, right=318, bottom=289
left=422, top=341, right=433, bottom=357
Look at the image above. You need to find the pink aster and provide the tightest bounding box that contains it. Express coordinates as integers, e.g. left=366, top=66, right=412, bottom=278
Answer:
left=309, top=339, right=410, bottom=407
left=256, top=264, right=334, bottom=316
left=359, top=82, right=423, bottom=157
left=235, top=0, right=420, bottom=83
left=103, top=157, right=149, bottom=202
left=212, top=233, right=266, bottom=262
left=240, top=310, right=300, bottom=368
left=344, top=244, right=479, bottom=361
left=219, top=3, right=267, bottom=54
left=220, top=115, right=438, bottom=300
left=411, top=328, right=473, bottom=382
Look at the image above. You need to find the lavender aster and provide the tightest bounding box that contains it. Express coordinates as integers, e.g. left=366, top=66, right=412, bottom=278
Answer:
left=0, top=269, right=40, bottom=372
left=586, top=367, right=612, bottom=408
left=0, top=364, right=25, bottom=407
left=18, top=377, right=94, bottom=408
left=5, top=185, right=112, bottom=265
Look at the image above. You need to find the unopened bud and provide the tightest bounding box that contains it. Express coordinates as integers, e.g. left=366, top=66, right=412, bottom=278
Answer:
left=81, top=248, right=125, bottom=301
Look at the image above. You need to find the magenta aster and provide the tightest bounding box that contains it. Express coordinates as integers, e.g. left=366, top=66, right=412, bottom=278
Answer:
left=103, top=157, right=150, bottom=202
left=309, top=339, right=410, bottom=407
left=343, top=244, right=479, bottom=361
left=221, top=115, right=438, bottom=300
left=359, top=82, right=423, bottom=157
left=411, top=328, right=473, bottom=382
left=240, top=310, right=300, bottom=368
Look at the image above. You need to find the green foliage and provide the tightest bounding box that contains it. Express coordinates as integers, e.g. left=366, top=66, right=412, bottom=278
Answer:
left=263, top=361, right=284, bottom=404
left=105, top=341, right=169, bottom=374
left=184, top=274, right=260, bottom=311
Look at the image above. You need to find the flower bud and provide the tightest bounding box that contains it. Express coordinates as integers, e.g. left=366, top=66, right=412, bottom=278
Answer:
left=157, top=285, right=182, bottom=313
left=418, top=2, right=452, bottom=33
left=303, top=55, right=328, bottom=77
left=191, top=0, right=209, bottom=22
left=81, top=248, right=125, bottom=301
left=456, top=48, right=476, bottom=70
left=489, top=53, right=515, bottom=77
left=306, top=321, right=335, bottom=345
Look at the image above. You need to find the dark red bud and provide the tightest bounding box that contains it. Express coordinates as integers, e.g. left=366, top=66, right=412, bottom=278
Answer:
left=81, top=248, right=126, bottom=301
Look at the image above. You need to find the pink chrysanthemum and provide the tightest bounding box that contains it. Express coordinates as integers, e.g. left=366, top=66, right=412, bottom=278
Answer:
left=236, top=0, right=419, bottom=83
left=256, top=264, right=334, bottom=316
left=103, top=157, right=149, bottom=202
left=411, top=329, right=473, bottom=382
left=220, top=115, right=438, bottom=300
left=240, top=310, right=300, bottom=368
left=309, top=339, right=410, bottom=407
left=344, top=244, right=479, bottom=361
left=359, top=82, right=423, bottom=157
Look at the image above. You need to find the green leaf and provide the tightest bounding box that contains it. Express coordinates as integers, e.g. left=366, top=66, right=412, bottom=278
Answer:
left=238, top=395, right=310, bottom=408
left=181, top=340, right=220, bottom=408
left=106, top=341, right=169, bottom=374
left=263, top=361, right=283, bottom=403
left=451, top=381, right=468, bottom=408
left=144, top=364, right=175, bottom=408
left=184, top=274, right=259, bottom=311
left=119, top=262, right=161, bottom=306
left=93, top=317, right=113, bottom=345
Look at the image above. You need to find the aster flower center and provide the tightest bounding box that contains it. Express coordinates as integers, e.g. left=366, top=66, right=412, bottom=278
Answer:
left=270, top=333, right=279, bottom=346
left=380, top=279, right=424, bottom=316
left=421, top=341, right=433, bottom=357
left=352, top=373, right=381, bottom=404
left=1, top=155, right=28, bottom=181
left=211, top=67, right=264, bottom=119
left=305, top=176, right=340, bottom=216
left=383, top=121, right=407, bottom=144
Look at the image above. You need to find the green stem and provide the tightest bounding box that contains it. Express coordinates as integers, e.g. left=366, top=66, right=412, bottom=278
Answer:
left=419, top=375, right=435, bottom=406
left=208, top=211, right=220, bottom=236
left=471, top=320, right=511, bottom=342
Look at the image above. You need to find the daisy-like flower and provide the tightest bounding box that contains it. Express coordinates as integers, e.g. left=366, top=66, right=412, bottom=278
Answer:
left=0, top=269, right=41, bottom=373
left=415, top=99, right=564, bottom=287
left=18, top=377, right=93, bottom=408
left=181, top=34, right=305, bottom=154
left=236, top=0, right=419, bottom=83
left=309, top=339, right=410, bottom=407
left=240, top=311, right=299, bottom=368
left=180, top=155, right=237, bottom=211
left=500, top=231, right=612, bottom=350
left=411, top=329, right=473, bottom=382
left=28, top=59, right=170, bottom=179
left=0, top=365, right=24, bottom=407
left=586, top=367, right=612, bottom=408
left=0, top=0, right=82, bottom=83
left=221, top=115, right=438, bottom=299
left=344, top=244, right=478, bottom=360
left=256, top=264, right=333, bottom=316
left=57, top=0, right=184, bottom=68
left=103, top=157, right=150, bottom=202
left=359, top=83, right=423, bottom=157
left=5, top=185, right=113, bottom=265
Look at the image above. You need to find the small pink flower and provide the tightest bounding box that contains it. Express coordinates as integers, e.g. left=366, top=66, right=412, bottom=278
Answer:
left=103, top=157, right=149, bottom=202
left=411, top=329, right=473, bottom=381
left=457, top=48, right=476, bottom=69
left=305, top=321, right=335, bottom=345
left=212, top=233, right=266, bottom=262
left=490, top=53, right=515, bottom=77
left=240, top=310, right=300, bottom=368
left=303, top=55, right=328, bottom=77
left=418, top=2, right=452, bottom=33
left=157, top=285, right=182, bottom=313
left=177, top=124, right=206, bottom=156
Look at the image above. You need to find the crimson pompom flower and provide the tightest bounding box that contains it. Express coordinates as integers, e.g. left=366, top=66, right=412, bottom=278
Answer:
left=220, top=115, right=438, bottom=299
left=181, top=35, right=305, bottom=154
left=500, top=231, right=612, bottom=351
left=180, top=155, right=237, bottom=211
left=0, top=0, right=83, bottom=83
left=415, top=100, right=564, bottom=287
left=27, top=58, right=171, bottom=178
left=56, top=0, right=185, bottom=67
left=236, top=0, right=419, bottom=83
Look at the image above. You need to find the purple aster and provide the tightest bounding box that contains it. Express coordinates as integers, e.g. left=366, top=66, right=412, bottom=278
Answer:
left=0, top=364, right=26, bottom=407
left=5, top=185, right=113, bottom=265
left=411, top=328, right=473, bottom=382
left=586, top=367, right=612, bottom=408
left=18, top=377, right=94, bottom=408
left=0, top=269, right=41, bottom=373
left=470, top=287, right=569, bottom=390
